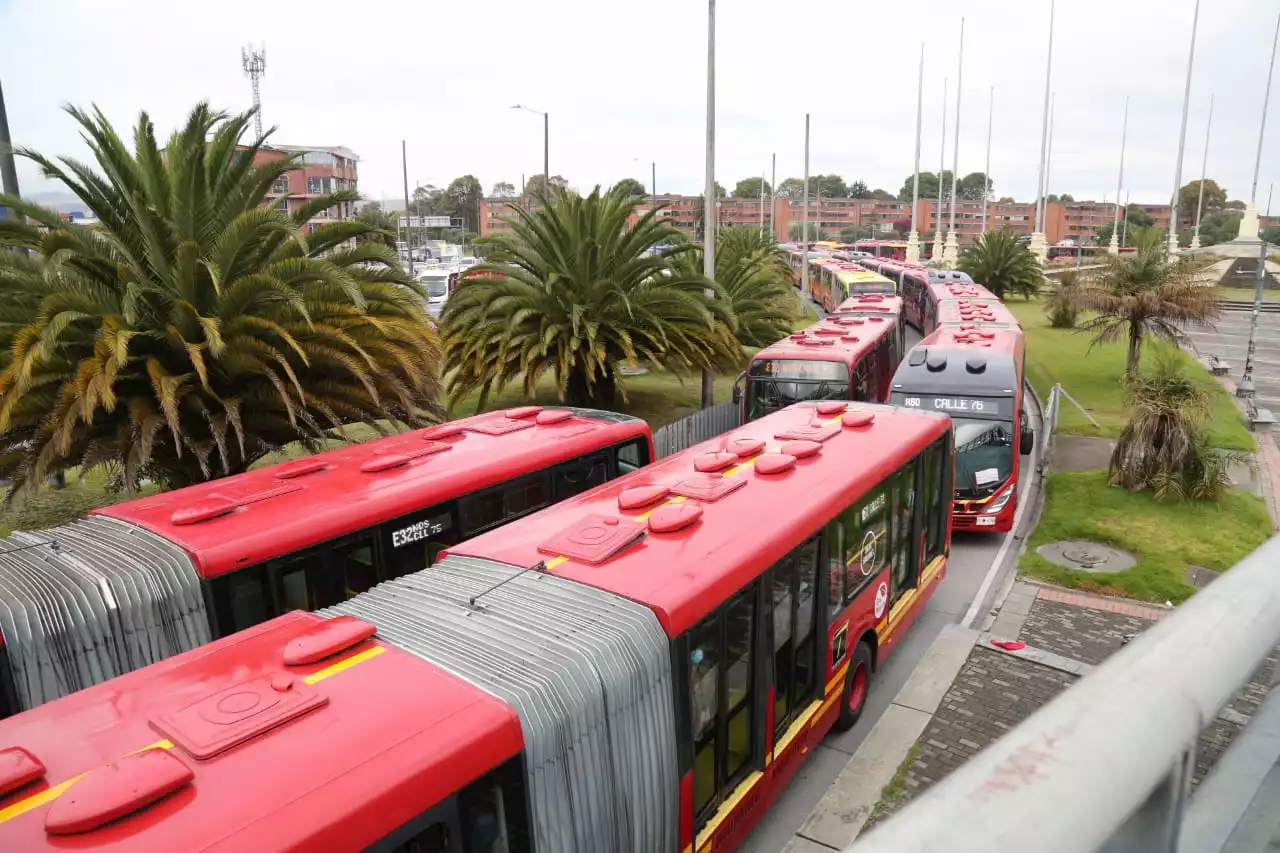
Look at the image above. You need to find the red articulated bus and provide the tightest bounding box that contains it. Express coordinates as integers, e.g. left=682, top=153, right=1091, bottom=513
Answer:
left=0, top=401, right=954, bottom=853
left=735, top=315, right=899, bottom=421
left=832, top=293, right=907, bottom=365
left=900, top=272, right=990, bottom=336
left=809, top=265, right=895, bottom=314
left=890, top=325, right=1033, bottom=533
left=0, top=407, right=652, bottom=718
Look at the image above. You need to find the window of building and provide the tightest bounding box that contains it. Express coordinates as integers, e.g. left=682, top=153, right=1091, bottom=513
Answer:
left=275, top=198, right=289, bottom=213
left=271, top=175, right=290, bottom=194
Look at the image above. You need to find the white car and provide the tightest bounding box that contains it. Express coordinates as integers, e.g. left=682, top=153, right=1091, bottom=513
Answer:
left=419, top=269, right=452, bottom=318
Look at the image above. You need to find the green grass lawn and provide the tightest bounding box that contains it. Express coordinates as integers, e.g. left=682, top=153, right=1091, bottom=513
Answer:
left=1214, top=286, right=1280, bottom=302
left=1005, top=298, right=1255, bottom=451
left=0, top=468, right=159, bottom=538
left=1019, top=470, right=1272, bottom=604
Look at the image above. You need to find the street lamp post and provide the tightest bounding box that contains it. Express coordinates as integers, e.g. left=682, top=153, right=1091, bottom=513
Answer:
left=1191, top=94, right=1214, bottom=250
left=510, top=104, right=549, bottom=200
left=935, top=76, right=948, bottom=264
left=981, top=85, right=993, bottom=238
left=906, top=43, right=925, bottom=265
left=1030, top=0, right=1056, bottom=263
left=1238, top=9, right=1280, bottom=399
left=701, top=0, right=717, bottom=409
left=943, top=18, right=965, bottom=267
left=1167, top=0, right=1201, bottom=256
left=1109, top=96, right=1129, bottom=255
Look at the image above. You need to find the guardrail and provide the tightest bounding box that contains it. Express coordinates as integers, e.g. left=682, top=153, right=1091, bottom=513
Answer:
left=651, top=400, right=742, bottom=458
left=1217, top=298, right=1280, bottom=313
left=846, top=533, right=1280, bottom=853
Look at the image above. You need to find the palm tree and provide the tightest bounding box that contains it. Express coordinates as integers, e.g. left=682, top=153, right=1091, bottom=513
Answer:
left=0, top=103, right=442, bottom=498
left=1077, top=230, right=1218, bottom=377
left=957, top=232, right=1044, bottom=299
left=674, top=228, right=797, bottom=349
left=442, top=186, right=736, bottom=411
left=1043, top=270, right=1082, bottom=329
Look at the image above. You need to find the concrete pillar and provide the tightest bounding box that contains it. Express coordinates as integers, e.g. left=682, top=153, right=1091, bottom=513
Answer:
left=1239, top=202, right=1262, bottom=242
left=942, top=230, right=960, bottom=266
left=906, top=231, right=921, bottom=264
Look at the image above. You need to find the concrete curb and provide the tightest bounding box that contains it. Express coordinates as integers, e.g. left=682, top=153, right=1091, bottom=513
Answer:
left=782, top=623, right=979, bottom=852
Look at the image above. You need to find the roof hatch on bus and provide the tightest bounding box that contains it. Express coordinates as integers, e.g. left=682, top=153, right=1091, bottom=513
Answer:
left=670, top=472, right=747, bottom=502
left=537, top=513, right=646, bottom=564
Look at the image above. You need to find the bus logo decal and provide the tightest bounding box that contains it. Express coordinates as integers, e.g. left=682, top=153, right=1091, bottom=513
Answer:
left=832, top=623, right=849, bottom=667
left=859, top=530, right=878, bottom=578
left=874, top=582, right=889, bottom=619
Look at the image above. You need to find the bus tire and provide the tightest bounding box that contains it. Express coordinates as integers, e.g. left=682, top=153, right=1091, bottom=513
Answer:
left=834, top=641, right=874, bottom=732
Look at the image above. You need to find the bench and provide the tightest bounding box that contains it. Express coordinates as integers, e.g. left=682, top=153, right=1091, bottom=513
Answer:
left=1247, top=401, right=1277, bottom=430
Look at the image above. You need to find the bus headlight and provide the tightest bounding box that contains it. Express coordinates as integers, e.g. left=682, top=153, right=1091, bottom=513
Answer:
left=986, top=485, right=1014, bottom=513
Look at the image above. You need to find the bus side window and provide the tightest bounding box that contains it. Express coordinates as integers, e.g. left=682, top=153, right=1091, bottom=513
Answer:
left=852, top=362, right=873, bottom=402
left=209, top=566, right=273, bottom=636
left=459, top=472, right=551, bottom=537
left=614, top=438, right=649, bottom=474
left=551, top=451, right=609, bottom=501
left=922, top=439, right=948, bottom=565
left=844, top=484, right=889, bottom=607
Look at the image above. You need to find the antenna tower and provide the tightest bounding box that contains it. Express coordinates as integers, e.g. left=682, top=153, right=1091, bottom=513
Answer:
left=241, top=45, right=267, bottom=139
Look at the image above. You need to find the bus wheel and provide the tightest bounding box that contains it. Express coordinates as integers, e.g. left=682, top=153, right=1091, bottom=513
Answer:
left=834, top=642, right=874, bottom=732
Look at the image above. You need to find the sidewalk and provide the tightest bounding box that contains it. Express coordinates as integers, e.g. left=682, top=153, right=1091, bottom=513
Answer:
left=784, top=581, right=1280, bottom=851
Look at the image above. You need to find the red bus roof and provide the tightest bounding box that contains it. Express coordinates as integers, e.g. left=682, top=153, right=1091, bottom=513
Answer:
left=95, top=408, right=651, bottom=579
left=935, top=297, right=1020, bottom=327
left=0, top=611, right=522, bottom=851
left=918, top=324, right=1025, bottom=359
left=834, top=293, right=904, bottom=317
left=449, top=401, right=953, bottom=635
left=751, top=315, right=897, bottom=366
left=928, top=280, right=996, bottom=301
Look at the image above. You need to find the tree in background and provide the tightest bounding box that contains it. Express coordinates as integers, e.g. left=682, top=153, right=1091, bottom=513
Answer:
left=790, top=223, right=830, bottom=242
left=892, top=217, right=912, bottom=236
left=1044, top=270, right=1082, bottom=328
left=840, top=226, right=872, bottom=242
left=775, top=178, right=807, bottom=199
left=1177, top=179, right=1227, bottom=228
left=356, top=202, right=399, bottom=249
left=898, top=171, right=954, bottom=202
left=957, top=172, right=992, bottom=201
left=445, top=175, right=484, bottom=232
left=1077, top=229, right=1218, bottom=377
left=733, top=177, right=772, bottom=198
left=848, top=180, right=870, bottom=199
left=1044, top=193, right=1075, bottom=203
left=0, top=103, right=441, bottom=497
left=997, top=196, right=1015, bottom=203
left=810, top=174, right=849, bottom=198
left=442, top=186, right=736, bottom=410
left=1262, top=226, right=1280, bottom=243
left=523, top=174, right=570, bottom=198
left=869, top=188, right=897, bottom=201
left=613, top=177, right=647, bottom=196
left=1179, top=211, right=1241, bottom=247
left=491, top=181, right=517, bottom=197
left=957, top=232, right=1043, bottom=300
left=674, top=228, right=795, bottom=349
left=1226, top=199, right=1247, bottom=210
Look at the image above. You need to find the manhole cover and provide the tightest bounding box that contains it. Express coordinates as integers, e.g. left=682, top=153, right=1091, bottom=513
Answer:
left=1036, top=540, right=1137, bottom=573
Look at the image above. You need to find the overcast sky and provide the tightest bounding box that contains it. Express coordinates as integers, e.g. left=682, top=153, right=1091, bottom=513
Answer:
left=3, top=0, right=1280, bottom=207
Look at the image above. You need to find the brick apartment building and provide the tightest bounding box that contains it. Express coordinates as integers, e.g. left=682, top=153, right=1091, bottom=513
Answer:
left=479, top=193, right=1194, bottom=246
left=258, top=145, right=359, bottom=232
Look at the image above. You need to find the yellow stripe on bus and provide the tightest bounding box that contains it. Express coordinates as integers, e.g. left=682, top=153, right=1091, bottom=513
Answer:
left=0, top=645, right=385, bottom=827
left=695, top=769, right=764, bottom=851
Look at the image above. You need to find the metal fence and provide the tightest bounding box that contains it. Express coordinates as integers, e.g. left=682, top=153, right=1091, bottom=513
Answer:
left=651, top=400, right=742, bottom=458
left=847, top=533, right=1280, bottom=853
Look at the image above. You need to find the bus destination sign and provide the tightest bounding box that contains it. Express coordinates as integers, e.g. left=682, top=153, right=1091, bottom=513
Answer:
left=892, top=394, right=1013, bottom=419
left=390, top=512, right=453, bottom=549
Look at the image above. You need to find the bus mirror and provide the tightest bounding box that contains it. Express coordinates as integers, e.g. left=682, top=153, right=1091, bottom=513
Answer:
left=732, top=371, right=745, bottom=406
left=1020, top=425, right=1035, bottom=455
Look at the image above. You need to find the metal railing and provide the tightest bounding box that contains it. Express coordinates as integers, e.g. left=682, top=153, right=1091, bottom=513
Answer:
left=651, top=400, right=742, bottom=458
left=1218, top=299, right=1280, bottom=314
left=847, top=533, right=1280, bottom=853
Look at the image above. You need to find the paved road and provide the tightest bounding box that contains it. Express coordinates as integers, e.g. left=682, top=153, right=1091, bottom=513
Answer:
left=740, top=320, right=1037, bottom=853
left=1184, top=311, right=1280, bottom=423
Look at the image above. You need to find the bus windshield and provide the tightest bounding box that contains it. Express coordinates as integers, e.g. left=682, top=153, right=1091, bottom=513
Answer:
left=953, top=416, right=1014, bottom=498
left=746, top=359, right=850, bottom=419
left=422, top=276, right=448, bottom=296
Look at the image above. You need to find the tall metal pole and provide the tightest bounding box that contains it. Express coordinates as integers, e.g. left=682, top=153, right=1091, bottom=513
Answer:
left=1121, top=190, right=1131, bottom=247
left=770, top=152, right=776, bottom=239
left=701, top=0, right=717, bottom=408
left=802, top=114, right=810, bottom=295
left=402, top=140, right=412, bottom=264
left=0, top=79, right=20, bottom=203
left=981, top=85, right=993, bottom=236
left=935, top=77, right=948, bottom=262
left=759, top=171, right=765, bottom=237
left=543, top=112, right=550, bottom=200
left=651, top=161, right=656, bottom=203
left=1239, top=237, right=1270, bottom=399
left=1241, top=10, right=1280, bottom=241
left=1109, top=96, right=1130, bottom=254
left=1031, top=0, right=1055, bottom=261
left=943, top=18, right=965, bottom=265
left=1167, top=0, right=1201, bottom=255
left=1044, top=95, right=1056, bottom=238
left=907, top=44, right=925, bottom=264
left=1191, top=94, right=1214, bottom=250
left=1268, top=182, right=1274, bottom=217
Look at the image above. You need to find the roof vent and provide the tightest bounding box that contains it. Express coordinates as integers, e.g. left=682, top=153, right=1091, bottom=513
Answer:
left=283, top=615, right=377, bottom=666
left=841, top=335, right=860, bottom=343
left=694, top=451, right=738, bottom=473
left=867, top=316, right=885, bottom=323
left=0, top=747, right=45, bottom=798
left=909, top=348, right=928, bottom=367
left=843, top=410, right=876, bottom=428
left=799, top=338, right=836, bottom=347
left=360, top=454, right=411, bottom=473
left=537, top=514, right=646, bottom=563
left=422, top=423, right=465, bottom=440
left=926, top=352, right=948, bottom=372
left=838, top=317, right=865, bottom=326
left=966, top=356, right=988, bottom=374
left=727, top=437, right=766, bottom=457
left=274, top=459, right=328, bottom=480
left=618, top=485, right=671, bottom=510
left=152, top=675, right=328, bottom=760
left=817, top=401, right=848, bottom=416
left=670, top=472, right=748, bottom=501
left=506, top=406, right=543, bottom=419
left=170, top=496, right=237, bottom=526
left=535, top=409, right=574, bottom=425
left=647, top=503, right=703, bottom=534
left=775, top=421, right=841, bottom=442
left=466, top=417, right=536, bottom=436
left=45, top=749, right=193, bottom=836
left=781, top=440, right=822, bottom=458
left=754, top=453, right=797, bottom=475
left=789, top=332, right=807, bottom=341
left=814, top=327, right=844, bottom=336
